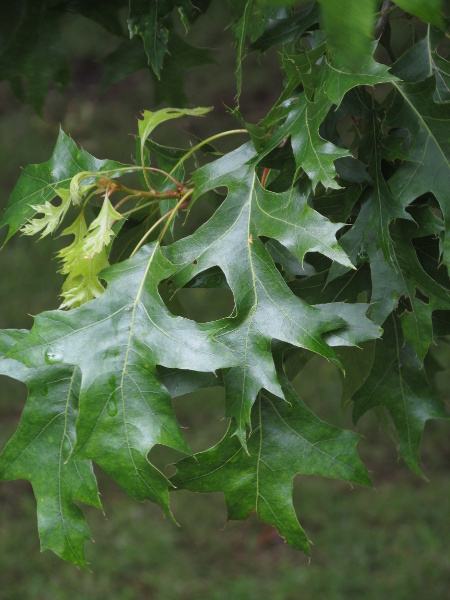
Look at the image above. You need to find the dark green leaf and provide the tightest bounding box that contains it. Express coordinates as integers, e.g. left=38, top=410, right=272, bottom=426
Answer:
left=385, top=76, right=450, bottom=267
left=0, top=130, right=125, bottom=246
left=164, top=145, right=369, bottom=446
left=353, top=316, right=448, bottom=475
left=128, top=0, right=170, bottom=78
left=318, top=0, right=377, bottom=71
left=249, top=3, right=321, bottom=53
left=8, top=244, right=236, bottom=513
left=172, top=355, right=370, bottom=554
left=391, top=27, right=449, bottom=102
left=323, top=42, right=398, bottom=106
left=256, top=93, right=350, bottom=190
left=393, top=0, right=445, bottom=29
left=0, top=1, right=69, bottom=113
left=0, top=331, right=101, bottom=567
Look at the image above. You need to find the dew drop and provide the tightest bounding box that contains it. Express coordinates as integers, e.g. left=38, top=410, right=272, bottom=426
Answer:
left=356, top=246, right=369, bottom=264
left=107, top=398, right=118, bottom=417
left=107, top=376, right=118, bottom=416
left=45, top=350, right=63, bottom=364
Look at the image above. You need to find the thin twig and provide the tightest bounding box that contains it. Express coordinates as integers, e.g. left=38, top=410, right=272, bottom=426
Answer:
left=130, top=189, right=194, bottom=257
left=375, top=1, right=394, bottom=39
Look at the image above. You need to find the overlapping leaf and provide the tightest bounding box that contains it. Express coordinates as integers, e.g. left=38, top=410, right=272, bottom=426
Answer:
left=254, top=46, right=396, bottom=191
left=1, top=3, right=450, bottom=568
left=385, top=76, right=450, bottom=267
left=318, top=0, right=377, bottom=72
left=0, top=1, right=69, bottom=113
left=8, top=243, right=236, bottom=514
left=323, top=42, right=398, bottom=106
left=0, top=330, right=101, bottom=567
left=163, top=144, right=381, bottom=446
left=330, top=202, right=450, bottom=361
left=392, top=26, right=450, bottom=102
left=172, top=347, right=371, bottom=554
left=0, top=130, right=125, bottom=245
left=353, top=316, right=448, bottom=475
left=128, top=0, right=170, bottom=78
left=393, top=0, right=445, bottom=29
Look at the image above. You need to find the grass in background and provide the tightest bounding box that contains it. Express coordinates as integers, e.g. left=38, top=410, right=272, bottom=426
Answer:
left=1, top=375, right=449, bottom=600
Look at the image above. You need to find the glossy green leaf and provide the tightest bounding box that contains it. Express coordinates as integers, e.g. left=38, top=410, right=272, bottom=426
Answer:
left=353, top=316, right=448, bottom=475
left=0, top=331, right=101, bottom=567
left=0, top=1, right=69, bottom=113
left=172, top=352, right=371, bottom=554
left=8, top=243, right=236, bottom=514
left=256, top=93, right=350, bottom=190
left=319, top=0, right=377, bottom=71
left=0, top=130, right=125, bottom=246
left=393, top=0, right=445, bottom=29
left=2, top=6, right=450, bottom=568
left=163, top=145, right=375, bottom=446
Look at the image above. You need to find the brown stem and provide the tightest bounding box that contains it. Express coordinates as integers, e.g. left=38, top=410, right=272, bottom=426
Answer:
left=375, top=1, right=394, bottom=39
left=261, top=168, right=270, bottom=188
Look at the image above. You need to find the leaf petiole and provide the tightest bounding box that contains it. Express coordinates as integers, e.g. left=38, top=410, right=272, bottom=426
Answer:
left=169, top=129, right=249, bottom=177
left=130, top=189, right=194, bottom=257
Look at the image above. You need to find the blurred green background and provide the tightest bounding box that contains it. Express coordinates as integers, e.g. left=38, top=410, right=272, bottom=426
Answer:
left=0, top=4, right=449, bottom=599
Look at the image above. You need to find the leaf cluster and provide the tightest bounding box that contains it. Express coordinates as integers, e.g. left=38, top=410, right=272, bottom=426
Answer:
left=0, top=0, right=449, bottom=567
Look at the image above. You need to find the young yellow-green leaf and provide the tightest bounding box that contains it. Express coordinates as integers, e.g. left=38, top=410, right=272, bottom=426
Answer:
left=137, top=106, right=212, bottom=188
left=353, top=316, right=448, bottom=475
left=82, top=197, right=122, bottom=257
left=0, top=331, right=101, bottom=567
left=59, top=249, right=109, bottom=310
left=8, top=243, right=237, bottom=515
left=20, top=188, right=71, bottom=239
left=172, top=351, right=371, bottom=554
left=53, top=208, right=114, bottom=309
left=0, top=130, right=125, bottom=246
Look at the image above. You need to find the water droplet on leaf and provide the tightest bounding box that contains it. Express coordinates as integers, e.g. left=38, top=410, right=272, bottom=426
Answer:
left=45, top=350, right=63, bottom=364
left=356, top=246, right=369, bottom=264
left=107, top=398, right=118, bottom=417
left=107, top=377, right=118, bottom=416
